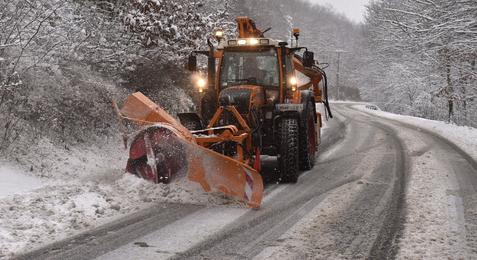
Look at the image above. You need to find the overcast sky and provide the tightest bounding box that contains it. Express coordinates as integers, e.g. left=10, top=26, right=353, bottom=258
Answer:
left=307, top=0, right=369, bottom=23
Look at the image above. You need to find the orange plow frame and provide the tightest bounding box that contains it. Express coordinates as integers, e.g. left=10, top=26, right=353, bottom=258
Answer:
left=114, top=92, right=264, bottom=208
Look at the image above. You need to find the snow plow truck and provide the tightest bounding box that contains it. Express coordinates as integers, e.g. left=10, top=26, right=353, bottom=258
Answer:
left=114, top=17, right=332, bottom=209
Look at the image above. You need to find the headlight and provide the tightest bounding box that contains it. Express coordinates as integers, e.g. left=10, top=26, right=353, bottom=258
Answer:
left=289, top=76, right=298, bottom=91
left=289, top=76, right=297, bottom=86
left=214, top=29, right=224, bottom=41
left=195, top=77, right=207, bottom=93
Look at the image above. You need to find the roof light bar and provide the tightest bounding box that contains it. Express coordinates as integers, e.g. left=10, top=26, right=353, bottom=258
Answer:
left=227, top=38, right=272, bottom=47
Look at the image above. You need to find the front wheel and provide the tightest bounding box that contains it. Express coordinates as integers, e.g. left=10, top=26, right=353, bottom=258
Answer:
left=278, top=118, right=299, bottom=183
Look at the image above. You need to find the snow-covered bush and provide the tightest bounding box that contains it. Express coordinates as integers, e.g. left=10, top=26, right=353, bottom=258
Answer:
left=0, top=72, right=28, bottom=151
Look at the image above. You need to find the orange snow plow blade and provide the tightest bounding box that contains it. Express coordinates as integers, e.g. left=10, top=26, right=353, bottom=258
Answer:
left=114, top=92, right=263, bottom=208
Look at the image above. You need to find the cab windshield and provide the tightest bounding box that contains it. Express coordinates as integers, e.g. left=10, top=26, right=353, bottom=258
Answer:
left=220, top=49, right=279, bottom=88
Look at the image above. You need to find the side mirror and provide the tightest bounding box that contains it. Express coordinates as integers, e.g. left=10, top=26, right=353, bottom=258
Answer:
left=303, top=51, right=314, bottom=68
left=187, top=54, right=197, bottom=71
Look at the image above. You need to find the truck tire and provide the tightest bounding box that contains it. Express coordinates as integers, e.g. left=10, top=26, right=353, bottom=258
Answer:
left=299, top=102, right=317, bottom=170
left=278, top=118, right=299, bottom=183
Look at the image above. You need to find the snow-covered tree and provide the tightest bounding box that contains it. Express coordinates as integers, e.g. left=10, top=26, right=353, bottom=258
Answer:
left=364, top=0, right=476, bottom=126
left=0, top=0, right=235, bottom=153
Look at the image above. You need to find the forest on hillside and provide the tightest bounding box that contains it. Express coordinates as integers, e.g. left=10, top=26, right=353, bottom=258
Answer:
left=242, top=0, right=476, bottom=127
left=365, top=0, right=476, bottom=127
left=0, top=0, right=475, bottom=161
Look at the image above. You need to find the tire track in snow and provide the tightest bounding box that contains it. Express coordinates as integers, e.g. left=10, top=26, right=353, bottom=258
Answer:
left=352, top=104, right=477, bottom=258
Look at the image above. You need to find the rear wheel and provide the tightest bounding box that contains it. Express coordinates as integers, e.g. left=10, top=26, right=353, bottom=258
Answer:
left=299, top=102, right=317, bottom=170
left=278, top=118, right=299, bottom=183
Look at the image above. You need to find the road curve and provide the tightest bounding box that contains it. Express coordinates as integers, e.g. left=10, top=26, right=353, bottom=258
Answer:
left=14, top=103, right=477, bottom=259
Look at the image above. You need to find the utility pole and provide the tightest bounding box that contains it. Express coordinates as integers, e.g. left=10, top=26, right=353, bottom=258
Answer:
left=315, top=49, right=349, bottom=100
left=336, top=51, right=341, bottom=100
left=335, top=49, right=347, bottom=100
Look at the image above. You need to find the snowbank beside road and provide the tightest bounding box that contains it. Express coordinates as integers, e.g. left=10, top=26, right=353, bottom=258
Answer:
left=353, top=104, right=477, bottom=160
left=0, top=137, right=237, bottom=258
left=0, top=164, right=45, bottom=199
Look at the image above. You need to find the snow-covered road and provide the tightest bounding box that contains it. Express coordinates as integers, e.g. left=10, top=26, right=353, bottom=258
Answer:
left=4, top=103, right=477, bottom=259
